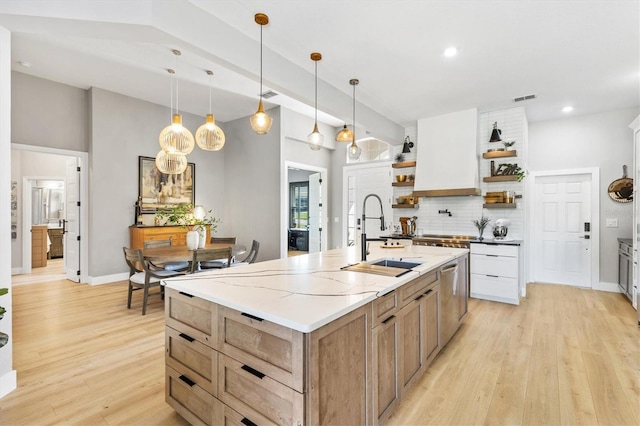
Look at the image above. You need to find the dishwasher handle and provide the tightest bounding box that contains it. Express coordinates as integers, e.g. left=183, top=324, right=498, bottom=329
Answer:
left=441, top=263, right=459, bottom=295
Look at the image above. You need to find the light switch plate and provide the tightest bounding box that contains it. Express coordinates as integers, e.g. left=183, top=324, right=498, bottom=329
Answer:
left=606, top=218, right=618, bottom=228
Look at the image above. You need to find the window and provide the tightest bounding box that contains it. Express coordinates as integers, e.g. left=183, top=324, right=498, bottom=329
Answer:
left=290, top=182, right=309, bottom=229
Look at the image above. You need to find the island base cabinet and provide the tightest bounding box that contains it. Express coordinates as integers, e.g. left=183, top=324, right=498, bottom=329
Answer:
left=372, top=315, right=399, bottom=424
left=307, top=304, right=372, bottom=426
left=398, top=298, right=425, bottom=394
left=166, top=327, right=218, bottom=396
left=423, top=285, right=440, bottom=366
left=166, top=366, right=223, bottom=426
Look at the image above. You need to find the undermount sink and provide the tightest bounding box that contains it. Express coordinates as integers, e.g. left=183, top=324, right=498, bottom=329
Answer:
left=369, top=258, right=422, bottom=269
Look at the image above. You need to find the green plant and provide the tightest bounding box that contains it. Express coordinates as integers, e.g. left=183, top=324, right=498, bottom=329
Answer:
left=155, top=203, right=220, bottom=233
left=394, top=153, right=405, bottom=163
left=472, top=216, right=491, bottom=240
left=503, top=140, right=515, bottom=149
left=0, top=287, right=8, bottom=349
left=498, top=163, right=525, bottom=181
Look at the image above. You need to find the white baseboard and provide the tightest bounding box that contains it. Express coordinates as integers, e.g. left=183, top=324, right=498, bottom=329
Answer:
left=11, top=267, right=23, bottom=275
left=87, top=272, right=129, bottom=286
left=0, top=369, right=17, bottom=399
left=593, top=281, right=621, bottom=293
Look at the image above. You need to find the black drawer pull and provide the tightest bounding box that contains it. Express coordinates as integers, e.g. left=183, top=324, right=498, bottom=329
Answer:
left=179, top=291, right=194, bottom=298
left=414, top=294, right=424, bottom=301
left=241, top=418, right=257, bottom=426
left=241, top=364, right=266, bottom=379
left=424, top=289, right=433, bottom=295
left=179, top=333, right=195, bottom=342
left=486, top=274, right=499, bottom=278
left=179, top=375, right=196, bottom=387
left=485, top=254, right=499, bottom=257
left=382, top=315, right=396, bottom=324
left=241, top=312, right=264, bottom=322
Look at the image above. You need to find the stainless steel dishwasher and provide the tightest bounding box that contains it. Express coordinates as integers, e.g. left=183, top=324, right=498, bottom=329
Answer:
left=440, top=260, right=460, bottom=346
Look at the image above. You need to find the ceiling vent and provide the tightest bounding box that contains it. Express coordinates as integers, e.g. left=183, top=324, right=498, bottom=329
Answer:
left=261, top=90, right=279, bottom=99
left=513, top=94, right=536, bottom=102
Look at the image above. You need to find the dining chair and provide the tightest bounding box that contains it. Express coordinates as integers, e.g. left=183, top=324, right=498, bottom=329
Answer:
left=230, top=240, right=260, bottom=267
left=143, top=239, right=190, bottom=272
left=210, top=237, right=237, bottom=244
left=191, top=247, right=233, bottom=273
left=123, top=247, right=185, bottom=315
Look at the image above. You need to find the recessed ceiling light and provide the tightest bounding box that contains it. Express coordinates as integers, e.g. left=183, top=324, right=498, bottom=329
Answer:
left=18, top=61, right=31, bottom=68
left=562, top=106, right=574, bottom=113
left=443, top=47, right=458, bottom=57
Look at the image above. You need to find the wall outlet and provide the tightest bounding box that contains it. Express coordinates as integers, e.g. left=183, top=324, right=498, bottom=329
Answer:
left=606, top=218, right=618, bottom=228
left=334, top=217, right=339, bottom=223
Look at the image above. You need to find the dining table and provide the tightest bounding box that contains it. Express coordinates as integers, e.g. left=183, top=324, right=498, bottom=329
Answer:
left=142, top=242, right=247, bottom=263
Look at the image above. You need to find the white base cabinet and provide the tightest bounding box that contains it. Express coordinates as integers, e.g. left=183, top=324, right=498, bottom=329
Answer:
left=470, top=242, right=521, bottom=305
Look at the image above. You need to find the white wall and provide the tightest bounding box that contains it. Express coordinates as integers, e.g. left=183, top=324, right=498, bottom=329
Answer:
left=529, top=107, right=639, bottom=284
left=0, top=24, right=17, bottom=398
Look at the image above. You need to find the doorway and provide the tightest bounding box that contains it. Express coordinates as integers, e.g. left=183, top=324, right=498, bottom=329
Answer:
left=282, top=162, right=328, bottom=258
left=11, top=144, right=89, bottom=283
left=528, top=168, right=600, bottom=288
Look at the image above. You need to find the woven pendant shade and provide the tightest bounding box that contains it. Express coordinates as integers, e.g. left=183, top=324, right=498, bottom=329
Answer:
left=196, top=114, right=226, bottom=151
left=159, top=113, right=194, bottom=155
left=155, top=150, right=187, bottom=175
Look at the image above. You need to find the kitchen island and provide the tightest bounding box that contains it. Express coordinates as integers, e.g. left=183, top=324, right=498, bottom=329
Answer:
left=164, top=245, right=468, bottom=425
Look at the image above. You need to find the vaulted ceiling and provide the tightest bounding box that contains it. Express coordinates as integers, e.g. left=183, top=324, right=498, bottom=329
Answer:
left=1, top=0, right=638, bottom=144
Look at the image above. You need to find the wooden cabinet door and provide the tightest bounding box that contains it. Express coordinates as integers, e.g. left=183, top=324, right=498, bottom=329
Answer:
left=423, top=284, right=440, bottom=366
left=372, top=315, right=399, bottom=424
left=398, top=298, right=425, bottom=395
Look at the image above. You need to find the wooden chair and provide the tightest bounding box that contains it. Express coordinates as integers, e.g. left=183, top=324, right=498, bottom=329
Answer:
left=143, top=239, right=189, bottom=272
left=191, top=247, right=233, bottom=273
left=210, top=237, right=237, bottom=244
left=230, top=240, right=260, bottom=267
left=123, top=247, right=185, bottom=315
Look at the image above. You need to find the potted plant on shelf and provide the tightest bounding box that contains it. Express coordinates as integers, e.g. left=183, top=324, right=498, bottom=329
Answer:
left=155, top=204, right=220, bottom=249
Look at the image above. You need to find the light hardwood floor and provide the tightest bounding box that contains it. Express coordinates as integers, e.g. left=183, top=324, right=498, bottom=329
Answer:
left=0, top=280, right=638, bottom=425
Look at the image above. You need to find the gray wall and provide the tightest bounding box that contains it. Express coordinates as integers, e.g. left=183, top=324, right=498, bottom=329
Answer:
left=11, top=72, right=89, bottom=151
left=223, top=107, right=282, bottom=261
left=529, top=107, right=639, bottom=284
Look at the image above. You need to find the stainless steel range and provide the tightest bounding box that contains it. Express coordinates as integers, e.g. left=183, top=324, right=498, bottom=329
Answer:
left=412, top=234, right=475, bottom=249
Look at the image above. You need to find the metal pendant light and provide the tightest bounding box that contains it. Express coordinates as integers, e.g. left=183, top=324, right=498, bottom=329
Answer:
left=250, top=13, right=273, bottom=135
left=346, top=78, right=361, bottom=160
left=158, top=50, right=194, bottom=157
left=308, top=52, right=324, bottom=151
left=196, top=70, right=226, bottom=151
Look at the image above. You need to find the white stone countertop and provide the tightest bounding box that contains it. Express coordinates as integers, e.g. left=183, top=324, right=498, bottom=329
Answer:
left=163, top=244, right=467, bottom=333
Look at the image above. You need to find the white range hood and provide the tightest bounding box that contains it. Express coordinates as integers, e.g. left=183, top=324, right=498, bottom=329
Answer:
left=413, top=108, right=481, bottom=197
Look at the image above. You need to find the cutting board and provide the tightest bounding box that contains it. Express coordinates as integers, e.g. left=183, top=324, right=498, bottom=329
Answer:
left=341, top=263, right=410, bottom=277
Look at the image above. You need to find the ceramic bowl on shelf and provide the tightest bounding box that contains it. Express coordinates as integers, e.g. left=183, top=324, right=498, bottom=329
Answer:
left=396, top=175, right=407, bottom=182
left=396, top=196, right=408, bottom=204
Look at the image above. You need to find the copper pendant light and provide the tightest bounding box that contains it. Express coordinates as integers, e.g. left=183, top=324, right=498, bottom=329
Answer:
left=249, top=13, right=273, bottom=135
left=346, top=78, right=361, bottom=160
left=308, top=52, right=324, bottom=151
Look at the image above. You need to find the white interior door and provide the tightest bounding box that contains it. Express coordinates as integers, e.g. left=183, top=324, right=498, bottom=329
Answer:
left=343, top=164, right=392, bottom=248
left=65, top=158, right=80, bottom=282
left=308, top=173, right=321, bottom=252
left=533, top=173, right=591, bottom=286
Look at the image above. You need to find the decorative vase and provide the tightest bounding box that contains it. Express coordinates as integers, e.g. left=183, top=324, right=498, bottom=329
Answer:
left=196, top=226, right=206, bottom=249
left=186, top=230, right=199, bottom=250
left=477, top=225, right=486, bottom=241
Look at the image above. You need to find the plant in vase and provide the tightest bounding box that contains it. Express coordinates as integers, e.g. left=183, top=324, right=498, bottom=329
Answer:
left=472, top=216, right=491, bottom=240
left=155, top=204, right=220, bottom=249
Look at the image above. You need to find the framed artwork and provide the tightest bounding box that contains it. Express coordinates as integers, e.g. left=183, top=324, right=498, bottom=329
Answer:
left=138, top=156, right=195, bottom=212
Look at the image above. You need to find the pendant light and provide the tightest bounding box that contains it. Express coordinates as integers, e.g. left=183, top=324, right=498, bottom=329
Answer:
left=308, top=52, right=324, bottom=151
left=346, top=78, right=361, bottom=160
left=196, top=70, right=226, bottom=151
left=249, top=13, right=273, bottom=135
left=155, top=149, right=188, bottom=174
left=158, top=50, right=194, bottom=156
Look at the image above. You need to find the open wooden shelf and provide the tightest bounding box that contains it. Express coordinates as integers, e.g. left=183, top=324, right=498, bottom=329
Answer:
left=483, top=203, right=517, bottom=209
left=483, top=175, right=519, bottom=182
left=392, top=204, right=419, bottom=209
left=482, top=150, right=518, bottom=159
left=392, top=181, right=414, bottom=187
left=392, top=161, right=416, bottom=169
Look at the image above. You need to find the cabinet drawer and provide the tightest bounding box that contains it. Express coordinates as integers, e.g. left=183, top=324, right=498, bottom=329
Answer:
left=222, top=402, right=264, bottom=426
left=399, top=270, right=438, bottom=307
left=218, top=354, right=303, bottom=426
left=166, top=326, right=218, bottom=396
left=470, top=254, right=518, bottom=278
left=470, top=243, right=517, bottom=257
left=166, top=288, right=218, bottom=348
left=470, top=274, right=518, bottom=302
left=218, top=307, right=304, bottom=393
left=166, top=365, right=223, bottom=426
left=373, top=290, right=398, bottom=326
